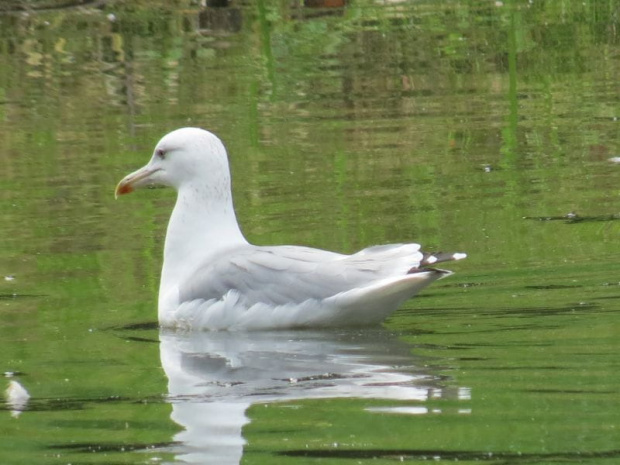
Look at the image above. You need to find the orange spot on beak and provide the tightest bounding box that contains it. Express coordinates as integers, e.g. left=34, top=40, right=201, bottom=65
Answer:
left=115, top=179, right=135, bottom=199
left=116, top=182, right=133, bottom=196
left=115, top=166, right=160, bottom=199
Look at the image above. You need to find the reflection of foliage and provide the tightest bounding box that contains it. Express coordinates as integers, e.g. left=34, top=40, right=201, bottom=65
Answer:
left=0, top=0, right=618, bottom=325
left=0, top=4, right=619, bottom=461
left=0, top=0, right=190, bottom=12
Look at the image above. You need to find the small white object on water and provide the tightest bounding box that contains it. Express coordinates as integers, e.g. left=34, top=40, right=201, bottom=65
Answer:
left=608, top=157, right=620, bottom=164
left=5, top=380, right=30, bottom=418
left=4, top=275, right=15, bottom=282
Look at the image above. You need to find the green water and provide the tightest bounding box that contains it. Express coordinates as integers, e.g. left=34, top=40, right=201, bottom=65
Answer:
left=1, top=1, right=619, bottom=464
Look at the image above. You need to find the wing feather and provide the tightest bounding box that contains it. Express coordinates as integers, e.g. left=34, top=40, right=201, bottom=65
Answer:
left=179, top=243, right=425, bottom=307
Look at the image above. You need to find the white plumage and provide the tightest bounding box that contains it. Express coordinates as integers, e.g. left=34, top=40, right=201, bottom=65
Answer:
left=116, top=128, right=466, bottom=330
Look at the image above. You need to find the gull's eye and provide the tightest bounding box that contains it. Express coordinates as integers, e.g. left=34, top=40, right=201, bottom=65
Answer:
left=156, top=149, right=166, bottom=160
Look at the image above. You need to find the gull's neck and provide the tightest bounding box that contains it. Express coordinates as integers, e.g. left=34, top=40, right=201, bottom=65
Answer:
left=159, top=181, right=247, bottom=315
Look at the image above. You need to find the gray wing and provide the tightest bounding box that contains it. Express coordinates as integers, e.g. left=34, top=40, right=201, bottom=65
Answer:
left=179, top=243, right=426, bottom=307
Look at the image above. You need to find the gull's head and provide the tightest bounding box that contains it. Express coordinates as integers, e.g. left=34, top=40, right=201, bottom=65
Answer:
left=115, top=127, right=230, bottom=198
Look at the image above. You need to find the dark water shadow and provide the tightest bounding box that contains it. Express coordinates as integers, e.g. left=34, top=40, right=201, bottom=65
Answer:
left=48, top=440, right=178, bottom=454
left=524, top=213, right=620, bottom=224
left=279, top=448, right=620, bottom=462
left=0, top=293, right=47, bottom=300
left=0, top=393, right=167, bottom=414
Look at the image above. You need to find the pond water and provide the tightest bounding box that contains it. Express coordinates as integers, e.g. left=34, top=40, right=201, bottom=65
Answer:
left=1, top=1, right=619, bottom=464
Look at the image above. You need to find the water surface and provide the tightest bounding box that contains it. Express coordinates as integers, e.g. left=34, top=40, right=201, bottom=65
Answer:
left=1, top=1, right=619, bottom=464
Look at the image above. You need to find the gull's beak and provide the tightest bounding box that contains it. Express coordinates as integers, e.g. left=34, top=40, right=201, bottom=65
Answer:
left=115, top=166, right=160, bottom=199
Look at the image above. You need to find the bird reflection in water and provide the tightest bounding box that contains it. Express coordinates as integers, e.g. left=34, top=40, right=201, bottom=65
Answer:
left=159, top=329, right=468, bottom=464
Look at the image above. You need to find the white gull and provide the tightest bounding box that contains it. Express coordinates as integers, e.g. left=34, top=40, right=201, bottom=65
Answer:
left=115, top=128, right=466, bottom=330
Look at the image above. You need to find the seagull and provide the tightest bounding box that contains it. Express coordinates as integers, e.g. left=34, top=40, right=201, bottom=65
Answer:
left=115, top=128, right=466, bottom=330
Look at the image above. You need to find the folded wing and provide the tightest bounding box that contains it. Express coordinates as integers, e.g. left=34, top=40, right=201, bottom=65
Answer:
left=179, top=243, right=431, bottom=307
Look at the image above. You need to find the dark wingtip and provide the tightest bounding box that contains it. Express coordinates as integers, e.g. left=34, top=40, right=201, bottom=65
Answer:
left=407, top=266, right=452, bottom=275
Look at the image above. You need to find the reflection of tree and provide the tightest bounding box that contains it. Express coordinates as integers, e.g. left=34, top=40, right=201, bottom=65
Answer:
left=199, top=4, right=242, bottom=34
left=1, top=7, right=617, bottom=460
left=0, top=0, right=618, bottom=326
